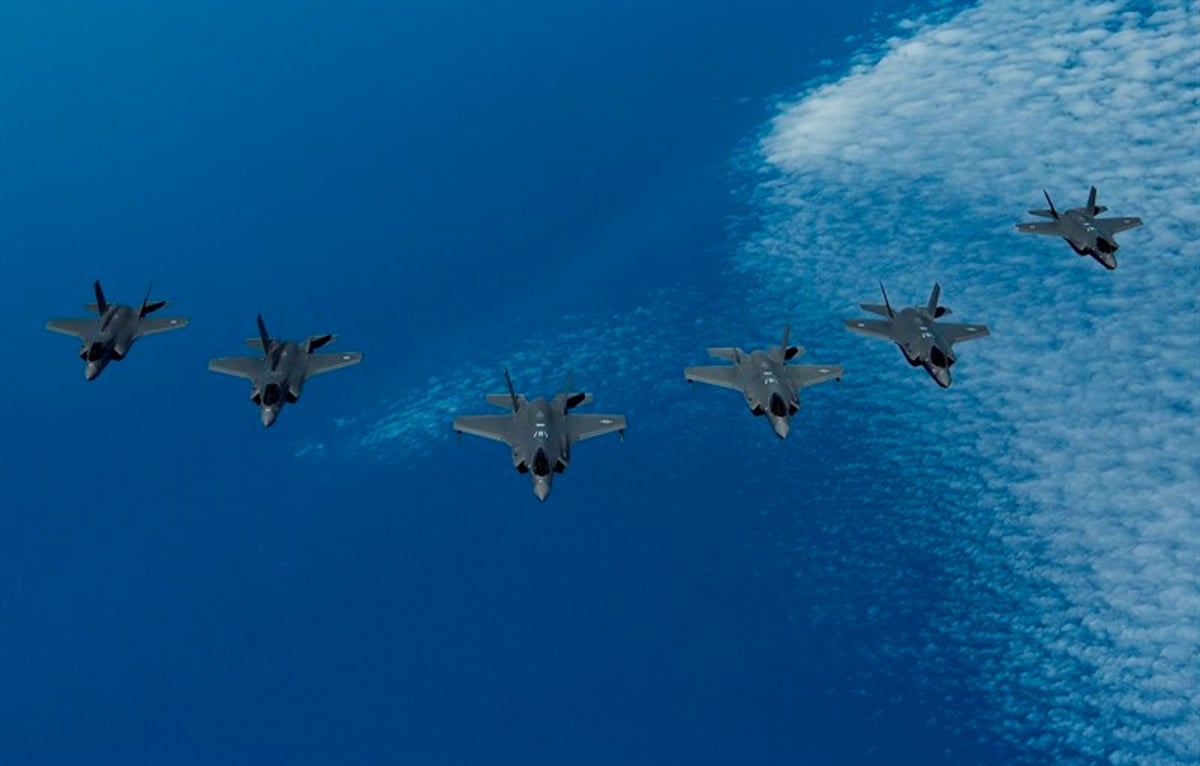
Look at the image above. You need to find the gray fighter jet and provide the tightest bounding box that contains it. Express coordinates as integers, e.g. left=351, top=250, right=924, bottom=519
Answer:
left=208, top=314, right=362, bottom=427
left=684, top=326, right=843, bottom=439
left=45, top=280, right=189, bottom=381
left=453, top=370, right=626, bottom=501
left=1015, top=186, right=1142, bottom=269
left=844, top=283, right=989, bottom=388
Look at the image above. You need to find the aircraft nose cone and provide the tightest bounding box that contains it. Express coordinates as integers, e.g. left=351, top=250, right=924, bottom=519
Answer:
left=934, top=368, right=952, bottom=388
left=261, top=407, right=279, bottom=428
left=84, top=364, right=99, bottom=381
left=770, top=415, right=790, bottom=440
left=533, top=480, right=551, bottom=502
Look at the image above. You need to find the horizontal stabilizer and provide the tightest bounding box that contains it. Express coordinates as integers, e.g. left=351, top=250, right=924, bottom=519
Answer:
left=1026, top=209, right=1057, bottom=219
left=244, top=338, right=265, bottom=350
left=485, top=393, right=527, bottom=410
left=563, top=391, right=593, bottom=411
left=705, top=347, right=741, bottom=362
left=307, top=334, right=336, bottom=352
left=83, top=303, right=102, bottom=313
left=858, top=303, right=893, bottom=317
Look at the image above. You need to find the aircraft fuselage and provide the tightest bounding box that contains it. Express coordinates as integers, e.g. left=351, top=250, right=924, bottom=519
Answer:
left=738, top=350, right=800, bottom=439
left=892, top=307, right=956, bottom=388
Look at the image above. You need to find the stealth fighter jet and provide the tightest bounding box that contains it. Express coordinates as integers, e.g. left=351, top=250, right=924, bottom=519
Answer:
left=453, top=370, right=625, bottom=501
left=45, top=280, right=189, bottom=381
left=845, top=283, right=989, bottom=388
left=208, top=315, right=362, bottom=427
left=684, top=326, right=842, bottom=439
left=1015, top=186, right=1142, bottom=269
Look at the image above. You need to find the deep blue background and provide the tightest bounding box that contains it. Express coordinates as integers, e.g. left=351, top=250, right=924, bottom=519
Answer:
left=0, top=2, right=1022, bottom=764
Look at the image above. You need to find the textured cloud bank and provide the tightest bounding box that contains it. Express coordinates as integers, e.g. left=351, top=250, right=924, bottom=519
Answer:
left=332, top=1, right=1198, bottom=761
left=749, top=1, right=1199, bottom=763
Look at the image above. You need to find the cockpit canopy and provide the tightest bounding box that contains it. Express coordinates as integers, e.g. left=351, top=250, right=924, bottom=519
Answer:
left=769, top=393, right=790, bottom=418
left=261, top=382, right=283, bottom=407
left=531, top=449, right=552, bottom=478
left=929, top=345, right=954, bottom=369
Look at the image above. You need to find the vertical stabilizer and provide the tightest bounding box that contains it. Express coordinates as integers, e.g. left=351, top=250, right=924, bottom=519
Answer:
left=1086, top=186, right=1099, bottom=215
left=879, top=282, right=895, bottom=319
left=926, top=282, right=942, bottom=315
left=93, top=280, right=109, bottom=315
left=256, top=314, right=272, bottom=355
left=1043, top=189, right=1059, bottom=219
left=504, top=368, right=520, bottom=412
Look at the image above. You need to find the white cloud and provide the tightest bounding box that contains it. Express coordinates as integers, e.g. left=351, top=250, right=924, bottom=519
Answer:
left=749, top=0, right=1199, bottom=763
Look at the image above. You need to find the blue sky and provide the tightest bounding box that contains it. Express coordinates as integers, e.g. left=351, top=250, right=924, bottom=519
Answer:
left=2, top=1, right=1197, bottom=764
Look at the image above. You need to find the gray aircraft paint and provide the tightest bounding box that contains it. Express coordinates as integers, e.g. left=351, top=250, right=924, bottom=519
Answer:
left=844, top=282, right=989, bottom=388
left=208, top=314, right=362, bottom=427
left=453, top=370, right=626, bottom=501
left=1015, top=186, right=1143, bottom=270
left=684, top=326, right=843, bottom=439
left=45, top=280, right=189, bottom=381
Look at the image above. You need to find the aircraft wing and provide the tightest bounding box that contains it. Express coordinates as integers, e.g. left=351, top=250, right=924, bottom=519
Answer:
left=939, top=323, right=990, bottom=345
left=137, top=317, right=189, bottom=337
left=208, top=356, right=261, bottom=380
left=567, top=413, right=626, bottom=444
left=453, top=415, right=513, bottom=444
left=1096, top=216, right=1143, bottom=234
left=1015, top=221, right=1063, bottom=236
left=684, top=365, right=742, bottom=391
left=844, top=319, right=898, bottom=342
left=45, top=318, right=95, bottom=339
left=306, top=351, right=363, bottom=378
left=786, top=364, right=843, bottom=389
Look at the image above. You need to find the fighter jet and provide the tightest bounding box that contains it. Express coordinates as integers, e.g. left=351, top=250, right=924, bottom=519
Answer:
left=844, top=283, right=989, bottom=388
left=452, top=370, right=626, bottom=501
left=45, top=280, right=189, bottom=381
left=208, top=314, right=362, bottom=427
left=683, top=326, right=842, bottom=439
left=1015, top=186, right=1142, bottom=270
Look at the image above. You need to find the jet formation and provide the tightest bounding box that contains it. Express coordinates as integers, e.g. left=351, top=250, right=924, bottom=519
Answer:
left=208, top=314, right=363, bottom=427
left=1015, top=186, right=1143, bottom=270
left=684, top=326, right=842, bottom=439
left=45, top=280, right=188, bottom=381
left=44, top=183, right=1142, bottom=497
left=453, top=370, right=626, bottom=501
left=844, top=283, right=990, bottom=388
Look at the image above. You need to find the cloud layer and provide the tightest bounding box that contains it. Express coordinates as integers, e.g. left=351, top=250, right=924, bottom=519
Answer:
left=748, top=1, right=1199, bottom=763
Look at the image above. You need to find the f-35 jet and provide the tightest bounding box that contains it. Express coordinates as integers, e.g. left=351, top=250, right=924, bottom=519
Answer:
left=1015, top=186, right=1142, bottom=269
left=45, top=280, right=188, bottom=381
left=453, top=370, right=625, bottom=501
left=684, top=326, right=842, bottom=439
left=845, top=283, right=989, bottom=388
left=208, top=315, right=362, bottom=427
